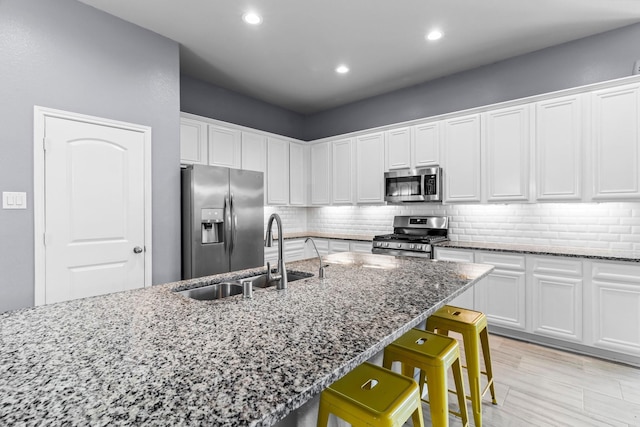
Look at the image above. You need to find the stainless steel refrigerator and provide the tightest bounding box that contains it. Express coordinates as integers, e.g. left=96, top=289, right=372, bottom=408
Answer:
left=181, top=164, right=264, bottom=279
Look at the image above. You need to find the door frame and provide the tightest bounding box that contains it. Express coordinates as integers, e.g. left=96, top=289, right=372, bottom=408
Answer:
left=33, top=106, right=153, bottom=306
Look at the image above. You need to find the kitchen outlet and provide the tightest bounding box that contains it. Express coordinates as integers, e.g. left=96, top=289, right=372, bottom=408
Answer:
left=2, top=192, right=27, bottom=209
left=634, top=59, right=640, bottom=75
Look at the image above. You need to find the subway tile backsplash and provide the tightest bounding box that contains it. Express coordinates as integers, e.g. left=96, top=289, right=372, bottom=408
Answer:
left=269, top=202, right=640, bottom=252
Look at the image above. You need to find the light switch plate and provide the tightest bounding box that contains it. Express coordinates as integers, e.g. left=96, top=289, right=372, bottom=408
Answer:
left=2, top=192, right=27, bottom=209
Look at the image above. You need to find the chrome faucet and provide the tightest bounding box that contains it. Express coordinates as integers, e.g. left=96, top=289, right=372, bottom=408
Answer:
left=305, top=237, right=326, bottom=279
left=265, top=213, right=287, bottom=290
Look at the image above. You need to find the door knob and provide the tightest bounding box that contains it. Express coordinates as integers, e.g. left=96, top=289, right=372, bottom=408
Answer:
left=133, top=246, right=143, bottom=254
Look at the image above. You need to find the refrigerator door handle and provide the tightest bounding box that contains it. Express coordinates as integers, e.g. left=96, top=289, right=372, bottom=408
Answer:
left=230, top=193, right=236, bottom=253
left=224, top=193, right=231, bottom=252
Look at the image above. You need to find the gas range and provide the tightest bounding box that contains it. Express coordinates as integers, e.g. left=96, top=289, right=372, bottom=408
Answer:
left=372, top=216, right=449, bottom=258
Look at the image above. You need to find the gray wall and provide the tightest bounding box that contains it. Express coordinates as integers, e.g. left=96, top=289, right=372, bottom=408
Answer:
left=303, top=23, right=640, bottom=140
left=181, top=75, right=306, bottom=140
left=0, top=0, right=181, bottom=313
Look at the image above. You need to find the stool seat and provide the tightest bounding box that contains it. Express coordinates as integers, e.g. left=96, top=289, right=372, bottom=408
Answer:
left=427, top=305, right=497, bottom=427
left=384, top=329, right=469, bottom=427
left=317, top=362, right=424, bottom=427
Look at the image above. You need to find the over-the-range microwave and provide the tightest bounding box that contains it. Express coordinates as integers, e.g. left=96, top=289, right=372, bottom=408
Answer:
left=384, top=166, right=442, bottom=203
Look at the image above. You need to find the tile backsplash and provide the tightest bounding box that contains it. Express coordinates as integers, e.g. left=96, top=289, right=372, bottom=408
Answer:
left=269, top=202, right=640, bottom=252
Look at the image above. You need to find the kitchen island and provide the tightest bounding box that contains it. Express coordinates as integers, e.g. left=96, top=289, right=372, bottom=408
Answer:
left=0, top=252, right=492, bottom=426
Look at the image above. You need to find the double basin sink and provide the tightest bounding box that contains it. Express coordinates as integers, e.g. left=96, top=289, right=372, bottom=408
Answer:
left=176, top=270, right=313, bottom=301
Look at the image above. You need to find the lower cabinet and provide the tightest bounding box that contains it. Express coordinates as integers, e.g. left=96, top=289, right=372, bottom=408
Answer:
left=590, top=261, right=640, bottom=357
left=434, top=246, right=640, bottom=363
left=265, top=238, right=372, bottom=265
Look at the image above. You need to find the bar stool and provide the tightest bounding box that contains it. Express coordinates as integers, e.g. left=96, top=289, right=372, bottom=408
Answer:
left=383, top=328, right=469, bottom=427
left=426, top=306, right=497, bottom=427
left=317, top=362, right=424, bottom=427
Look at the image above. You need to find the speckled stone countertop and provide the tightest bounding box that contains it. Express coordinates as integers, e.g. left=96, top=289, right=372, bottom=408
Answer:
left=0, top=252, right=492, bottom=426
left=436, top=241, right=640, bottom=262
left=275, top=232, right=374, bottom=242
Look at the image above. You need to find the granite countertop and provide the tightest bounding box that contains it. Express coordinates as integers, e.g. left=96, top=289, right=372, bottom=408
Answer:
left=435, top=241, right=640, bottom=262
left=0, top=252, right=492, bottom=426
left=276, top=232, right=375, bottom=242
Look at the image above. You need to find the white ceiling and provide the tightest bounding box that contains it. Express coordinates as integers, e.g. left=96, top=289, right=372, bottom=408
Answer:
left=78, top=0, right=640, bottom=114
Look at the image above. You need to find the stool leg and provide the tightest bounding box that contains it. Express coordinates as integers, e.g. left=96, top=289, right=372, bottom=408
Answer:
left=463, top=330, right=483, bottom=427
left=316, top=397, right=330, bottom=427
left=424, top=365, right=449, bottom=427
left=411, top=399, right=425, bottom=427
left=452, top=358, right=469, bottom=427
left=479, top=327, right=497, bottom=405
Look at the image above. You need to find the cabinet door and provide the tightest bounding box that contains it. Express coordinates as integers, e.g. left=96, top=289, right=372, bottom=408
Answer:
left=483, top=105, right=531, bottom=202
left=591, top=84, right=640, bottom=200
left=180, top=117, right=208, bottom=165
left=412, top=122, right=440, bottom=168
left=475, top=252, right=527, bottom=330
left=284, top=239, right=306, bottom=261
left=591, top=262, right=640, bottom=356
left=350, top=241, right=372, bottom=253
left=434, top=248, right=475, bottom=309
left=241, top=132, right=267, bottom=203
left=532, top=273, right=583, bottom=342
left=535, top=95, right=583, bottom=201
left=208, top=125, right=241, bottom=169
left=310, top=142, right=331, bottom=205
left=289, top=142, right=309, bottom=206
left=332, top=138, right=354, bottom=204
left=385, top=127, right=411, bottom=171
left=266, top=137, right=289, bottom=205
left=329, top=240, right=351, bottom=254
left=443, top=115, right=481, bottom=203
left=355, top=132, right=385, bottom=204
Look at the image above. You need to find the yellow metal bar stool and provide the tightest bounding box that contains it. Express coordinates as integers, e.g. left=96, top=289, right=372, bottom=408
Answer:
left=426, top=305, right=497, bottom=427
left=317, top=362, right=424, bottom=427
left=383, top=328, right=469, bottom=427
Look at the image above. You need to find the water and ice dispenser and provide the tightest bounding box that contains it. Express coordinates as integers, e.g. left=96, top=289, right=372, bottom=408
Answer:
left=201, top=208, right=224, bottom=244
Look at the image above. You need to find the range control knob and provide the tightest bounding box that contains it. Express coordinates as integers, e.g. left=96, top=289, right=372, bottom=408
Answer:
left=384, top=242, right=390, bottom=248
left=397, top=243, right=402, bottom=249
left=415, top=244, right=422, bottom=250
left=409, top=244, right=415, bottom=249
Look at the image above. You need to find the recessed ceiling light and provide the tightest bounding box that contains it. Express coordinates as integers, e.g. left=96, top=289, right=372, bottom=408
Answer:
left=242, top=12, right=262, bottom=25
left=426, top=30, right=443, bottom=41
left=336, top=65, right=349, bottom=74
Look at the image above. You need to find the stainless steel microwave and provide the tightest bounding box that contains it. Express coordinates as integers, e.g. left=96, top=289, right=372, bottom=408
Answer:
left=384, top=167, right=442, bottom=203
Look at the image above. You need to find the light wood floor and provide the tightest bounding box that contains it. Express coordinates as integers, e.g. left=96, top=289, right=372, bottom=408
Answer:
left=416, top=334, right=640, bottom=427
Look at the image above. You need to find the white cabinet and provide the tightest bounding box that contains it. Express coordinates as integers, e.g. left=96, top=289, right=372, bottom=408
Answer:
left=535, top=95, right=584, bottom=201
left=412, top=121, right=440, bottom=168
left=311, top=142, right=331, bottom=205
left=482, top=105, right=531, bottom=202
left=443, top=114, right=481, bottom=203
left=385, top=127, right=411, bottom=170
left=355, top=132, right=385, bottom=204
left=474, top=252, right=527, bottom=330
left=241, top=132, right=267, bottom=203
left=332, top=139, right=354, bottom=204
left=208, top=125, right=241, bottom=169
left=180, top=117, right=208, bottom=165
left=434, top=248, right=476, bottom=309
left=529, top=256, right=583, bottom=342
left=329, top=240, right=351, bottom=254
left=266, top=137, right=289, bottom=205
left=306, top=238, right=329, bottom=257
left=590, top=83, right=640, bottom=200
left=591, top=261, right=640, bottom=357
left=289, top=142, right=309, bottom=206
left=350, top=241, right=372, bottom=253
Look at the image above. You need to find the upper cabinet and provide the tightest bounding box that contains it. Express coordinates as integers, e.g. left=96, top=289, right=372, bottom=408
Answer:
left=385, top=127, right=411, bottom=170
left=443, top=114, right=482, bottom=203
left=179, top=117, right=208, bottom=165
left=332, top=138, right=355, bottom=204
left=241, top=132, right=267, bottom=203
left=535, top=95, right=584, bottom=201
left=412, top=122, right=440, bottom=168
left=355, top=132, right=385, bottom=204
left=208, top=125, right=241, bottom=169
left=266, top=137, right=290, bottom=205
left=482, top=105, right=531, bottom=202
left=311, top=142, right=331, bottom=205
left=289, top=142, right=309, bottom=206
left=590, top=83, right=640, bottom=200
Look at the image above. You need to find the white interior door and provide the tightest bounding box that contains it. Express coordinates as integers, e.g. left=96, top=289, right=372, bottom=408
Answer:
left=39, top=113, right=148, bottom=304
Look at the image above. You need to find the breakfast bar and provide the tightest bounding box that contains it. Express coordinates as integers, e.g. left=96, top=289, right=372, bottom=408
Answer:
left=0, top=253, right=493, bottom=426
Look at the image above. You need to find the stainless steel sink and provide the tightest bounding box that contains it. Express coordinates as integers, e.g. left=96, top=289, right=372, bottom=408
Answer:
left=177, top=282, right=244, bottom=301
left=243, top=271, right=313, bottom=288
left=176, top=270, right=313, bottom=300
